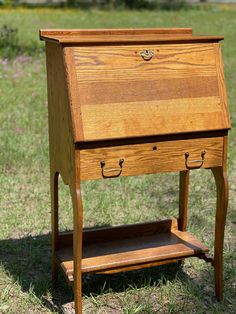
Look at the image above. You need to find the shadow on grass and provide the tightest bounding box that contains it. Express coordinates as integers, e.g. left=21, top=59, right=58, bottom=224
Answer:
left=0, top=233, right=211, bottom=313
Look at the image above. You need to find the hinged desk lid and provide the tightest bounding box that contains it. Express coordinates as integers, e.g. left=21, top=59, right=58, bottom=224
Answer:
left=40, top=29, right=230, bottom=142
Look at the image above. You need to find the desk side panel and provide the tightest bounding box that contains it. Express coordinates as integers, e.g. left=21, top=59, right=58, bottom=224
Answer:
left=45, top=43, right=76, bottom=183
left=214, top=43, right=231, bottom=129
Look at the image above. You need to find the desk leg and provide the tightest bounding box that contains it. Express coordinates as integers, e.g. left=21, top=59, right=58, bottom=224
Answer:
left=177, top=170, right=189, bottom=266
left=178, top=170, right=190, bottom=232
left=70, top=184, right=83, bottom=314
left=51, top=171, right=59, bottom=285
left=211, top=167, right=228, bottom=301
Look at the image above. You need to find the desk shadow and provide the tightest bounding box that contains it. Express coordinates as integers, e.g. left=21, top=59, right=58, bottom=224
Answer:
left=0, top=233, right=210, bottom=312
left=0, top=234, right=71, bottom=312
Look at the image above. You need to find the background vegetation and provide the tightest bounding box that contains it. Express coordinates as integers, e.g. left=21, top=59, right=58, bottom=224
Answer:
left=0, top=4, right=236, bottom=313
left=0, top=0, right=189, bottom=10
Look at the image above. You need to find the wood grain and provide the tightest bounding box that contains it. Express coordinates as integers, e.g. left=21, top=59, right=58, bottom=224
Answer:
left=212, top=166, right=228, bottom=301
left=74, top=44, right=217, bottom=83
left=39, top=28, right=223, bottom=44
left=63, top=48, right=84, bottom=141
left=45, top=42, right=76, bottom=289
left=70, top=179, right=83, bottom=313
left=57, top=218, right=178, bottom=248
left=45, top=42, right=75, bottom=184
left=80, top=97, right=225, bottom=141
left=72, top=43, right=229, bottom=141
left=94, top=258, right=183, bottom=275
left=40, top=28, right=193, bottom=37
left=78, top=78, right=219, bottom=105
left=80, top=137, right=223, bottom=180
left=211, top=136, right=229, bottom=301
left=45, top=42, right=84, bottom=313
left=214, top=43, right=231, bottom=129
left=178, top=170, right=189, bottom=231
left=56, top=225, right=209, bottom=275
left=51, top=171, right=59, bottom=285
left=42, top=29, right=230, bottom=310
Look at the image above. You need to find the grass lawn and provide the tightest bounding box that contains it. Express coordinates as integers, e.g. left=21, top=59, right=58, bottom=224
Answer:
left=0, top=5, right=236, bottom=313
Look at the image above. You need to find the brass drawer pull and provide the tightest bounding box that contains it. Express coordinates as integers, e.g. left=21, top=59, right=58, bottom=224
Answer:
left=101, top=159, right=124, bottom=178
left=185, top=150, right=206, bottom=169
left=140, top=49, right=154, bottom=61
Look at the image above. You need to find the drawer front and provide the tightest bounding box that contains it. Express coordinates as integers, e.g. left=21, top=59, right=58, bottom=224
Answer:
left=73, top=43, right=228, bottom=141
left=80, top=137, right=223, bottom=180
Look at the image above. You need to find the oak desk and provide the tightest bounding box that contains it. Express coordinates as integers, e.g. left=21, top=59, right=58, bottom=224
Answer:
left=40, top=28, right=230, bottom=313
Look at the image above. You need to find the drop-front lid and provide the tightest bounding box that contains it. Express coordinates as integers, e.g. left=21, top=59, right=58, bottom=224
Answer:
left=41, top=28, right=229, bottom=142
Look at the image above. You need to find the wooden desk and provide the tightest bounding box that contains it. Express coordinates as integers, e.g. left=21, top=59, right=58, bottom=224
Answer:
left=40, top=28, right=230, bottom=313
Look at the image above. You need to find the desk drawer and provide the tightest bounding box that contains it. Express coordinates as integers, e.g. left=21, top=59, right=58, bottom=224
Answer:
left=80, top=137, right=223, bottom=180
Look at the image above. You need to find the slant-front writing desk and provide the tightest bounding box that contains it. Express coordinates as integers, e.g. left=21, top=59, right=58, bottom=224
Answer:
left=40, top=28, right=230, bottom=313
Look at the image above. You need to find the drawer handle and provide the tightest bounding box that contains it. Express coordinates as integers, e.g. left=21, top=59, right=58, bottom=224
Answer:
left=185, top=151, right=206, bottom=169
left=101, top=159, right=124, bottom=178
left=140, top=49, right=154, bottom=61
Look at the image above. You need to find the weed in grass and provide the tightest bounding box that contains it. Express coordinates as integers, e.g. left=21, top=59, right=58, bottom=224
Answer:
left=0, top=24, right=19, bottom=58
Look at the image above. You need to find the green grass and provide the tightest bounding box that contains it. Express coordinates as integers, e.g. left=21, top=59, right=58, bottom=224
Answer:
left=0, top=5, right=236, bottom=313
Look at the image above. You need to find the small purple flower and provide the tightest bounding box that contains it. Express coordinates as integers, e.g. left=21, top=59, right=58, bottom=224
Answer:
left=17, top=55, right=30, bottom=64
left=13, top=71, right=21, bottom=81
left=15, top=127, right=22, bottom=134
left=2, top=59, right=8, bottom=65
left=1, top=58, right=8, bottom=71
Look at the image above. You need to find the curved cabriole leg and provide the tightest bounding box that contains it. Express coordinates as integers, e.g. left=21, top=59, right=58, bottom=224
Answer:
left=50, top=171, right=59, bottom=285
left=211, top=167, right=228, bottom=301
left=70, top=184, right=83, bottom=314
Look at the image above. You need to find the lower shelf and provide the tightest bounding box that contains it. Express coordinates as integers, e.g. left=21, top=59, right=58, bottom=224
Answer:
left=55, top=218, right=209, bottom=284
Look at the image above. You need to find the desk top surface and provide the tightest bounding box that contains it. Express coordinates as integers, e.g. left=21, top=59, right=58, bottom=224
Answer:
left=40, top=28, right=223, bottom=44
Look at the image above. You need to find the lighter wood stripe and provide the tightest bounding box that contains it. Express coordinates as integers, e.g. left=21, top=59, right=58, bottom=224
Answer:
left=80, top=96, right=224, bottom=140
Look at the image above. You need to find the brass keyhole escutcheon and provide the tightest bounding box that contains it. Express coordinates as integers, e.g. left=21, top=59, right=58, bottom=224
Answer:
left=140, top=49, right=154, bottom=61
